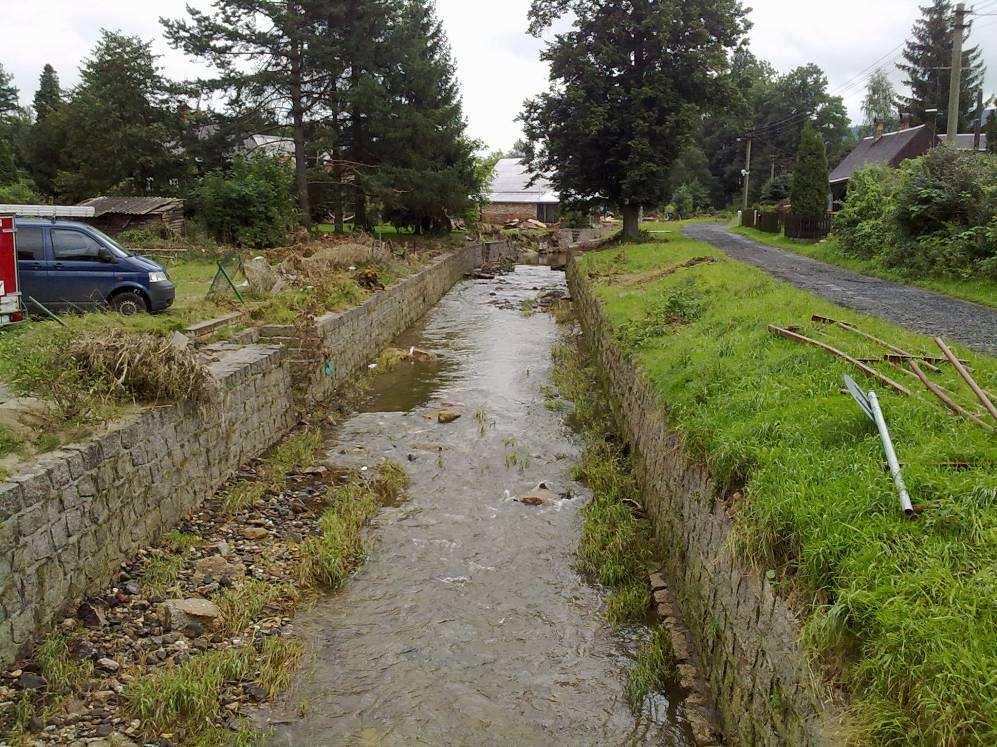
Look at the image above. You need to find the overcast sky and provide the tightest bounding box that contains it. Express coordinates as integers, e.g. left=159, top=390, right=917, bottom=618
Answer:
left=5, top=0, right=996, bottom=152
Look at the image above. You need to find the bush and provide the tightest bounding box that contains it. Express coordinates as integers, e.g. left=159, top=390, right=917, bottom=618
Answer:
left=835, top=150, right=996, bottom=277
left=196, top=155, right=299, bottom=248
left=671, top=181, right=710, bottom=218
left=834, top=164, right=900, bottom=260
left=0, top=178, right=43, bottom=205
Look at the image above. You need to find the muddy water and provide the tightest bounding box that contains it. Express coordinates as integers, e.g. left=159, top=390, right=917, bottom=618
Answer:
left=262, top=267, right=694, bottom=746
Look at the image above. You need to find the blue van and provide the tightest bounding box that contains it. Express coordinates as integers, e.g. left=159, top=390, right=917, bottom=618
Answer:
left=15, top=219, right=175, bottom=315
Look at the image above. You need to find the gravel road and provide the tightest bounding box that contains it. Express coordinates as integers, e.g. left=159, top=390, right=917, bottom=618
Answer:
left=683, top=223, right=995, bottom=355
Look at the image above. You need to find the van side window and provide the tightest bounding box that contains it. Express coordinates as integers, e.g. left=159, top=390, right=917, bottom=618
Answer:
left=16, top=227, right=45, bottom=260
left=52, top=230, right=104, bottom=262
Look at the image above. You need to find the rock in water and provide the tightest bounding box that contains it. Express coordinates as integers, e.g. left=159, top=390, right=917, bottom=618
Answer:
left=437, top=409, right=462, bottom=424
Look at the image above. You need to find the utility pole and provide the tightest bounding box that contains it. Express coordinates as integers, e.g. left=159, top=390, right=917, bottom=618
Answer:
left=741, top=134, right=752, bottom=213
left=946, top=3, right=967, bottom=144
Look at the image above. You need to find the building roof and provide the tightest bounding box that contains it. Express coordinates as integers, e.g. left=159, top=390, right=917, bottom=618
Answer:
left=77, top=197, right=184, bottom=217
left=487, top=158, right=559, bottom=204
left=829, top=125, right=934, bottom=184
left=239, top=134, right=295, bottom=157
left=937, top=133, right=989, bottom=151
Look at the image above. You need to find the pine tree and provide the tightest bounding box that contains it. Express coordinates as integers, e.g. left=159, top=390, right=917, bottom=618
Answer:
left=861, top=69, right=898, bottom=135
left=790, top=122, right=828, bottom=219
left=521, top=0, right=749, bottom=239
left=897, top=0, right=985, bottom=133
left=32, top=65, right=62, bottom=121
left=163, top=0, right=350, bottom=226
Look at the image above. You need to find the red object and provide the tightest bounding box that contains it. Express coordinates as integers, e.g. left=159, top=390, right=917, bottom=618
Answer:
left=0, top=214, right=22, bottom=324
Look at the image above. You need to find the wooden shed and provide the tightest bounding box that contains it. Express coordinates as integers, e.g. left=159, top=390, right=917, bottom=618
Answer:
left=77, top=197, right=185, bottom=235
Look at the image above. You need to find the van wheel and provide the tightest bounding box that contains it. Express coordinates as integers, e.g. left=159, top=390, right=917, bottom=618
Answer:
left=110, top=291, right=148, bottom=316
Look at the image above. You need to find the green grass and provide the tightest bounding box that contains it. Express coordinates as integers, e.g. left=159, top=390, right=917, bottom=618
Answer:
left=222, top=429, right=323, bottom=514
left=213, top=580, right=295, bottom=637
left=731, top=226, right=997, bottom=308
left=578, top=235, right=996, bottom=744
left=124, top=637, right=301, bottom=745
left=625, top=626, right=677, bottom=711
left=298, top=482, right=379, bottom=590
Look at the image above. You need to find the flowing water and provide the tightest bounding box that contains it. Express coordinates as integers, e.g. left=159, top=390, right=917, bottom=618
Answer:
left=261, top=267, right=695, bottom=746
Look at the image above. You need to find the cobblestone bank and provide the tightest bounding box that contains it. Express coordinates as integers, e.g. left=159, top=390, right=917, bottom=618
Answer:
left=567, top=258, right=840, bottom=746
left=0, top=345, right=294, bottom=665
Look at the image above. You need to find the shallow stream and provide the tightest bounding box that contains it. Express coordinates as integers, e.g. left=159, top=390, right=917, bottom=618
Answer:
left=261, top=267, right=695, bottom=745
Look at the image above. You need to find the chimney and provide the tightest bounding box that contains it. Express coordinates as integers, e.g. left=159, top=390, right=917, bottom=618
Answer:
left=874, top=118, right=885, bottom=139
left=899, top=113, right=911, bottom=131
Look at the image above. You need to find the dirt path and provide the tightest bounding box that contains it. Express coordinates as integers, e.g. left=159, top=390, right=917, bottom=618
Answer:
left=683, top=223, right=996, bottom=355
left=257, top=267, right=695, bottom=746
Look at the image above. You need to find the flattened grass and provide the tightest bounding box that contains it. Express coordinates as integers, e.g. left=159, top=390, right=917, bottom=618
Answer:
left=578, top=235, right=996, bottom=744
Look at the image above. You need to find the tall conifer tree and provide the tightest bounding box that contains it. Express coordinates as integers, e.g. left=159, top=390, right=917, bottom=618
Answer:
left=897, top=0, right=984, bottom=132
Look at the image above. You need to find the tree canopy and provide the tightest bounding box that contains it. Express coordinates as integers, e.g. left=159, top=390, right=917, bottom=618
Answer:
left=521, top=0, right=750, bottom=237
left=861, top=68, right=898, bottom=135
left=790, top=122, right=829, bottom=218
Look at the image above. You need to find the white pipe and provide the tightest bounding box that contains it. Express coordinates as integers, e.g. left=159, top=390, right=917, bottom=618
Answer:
left=868, top=391, right=915, bottom=518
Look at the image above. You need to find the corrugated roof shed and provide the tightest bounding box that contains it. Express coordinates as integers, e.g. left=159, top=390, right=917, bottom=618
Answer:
left=829, top=125, right=935, bottom=184
left=938, top=133, right=989, bottom=151
left=487, top=159, right=559, bottom=204
left=78, top=196, right=183, bottom=217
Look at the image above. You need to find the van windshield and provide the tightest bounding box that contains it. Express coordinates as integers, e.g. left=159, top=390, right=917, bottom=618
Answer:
left=88, top=228, right=132, bottom=258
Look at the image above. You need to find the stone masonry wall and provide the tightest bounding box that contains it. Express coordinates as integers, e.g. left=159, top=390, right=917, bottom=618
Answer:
left=567, top=259, right=838, bottom=746
left=260, top=240, right=518, bottom=404
left=0, top=241, right=511, bottom=664
left=0, top=345, right=294, bottom=664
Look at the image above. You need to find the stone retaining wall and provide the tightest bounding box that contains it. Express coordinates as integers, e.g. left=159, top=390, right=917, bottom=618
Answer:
left=0, top=345, right=294, bottom=664
left=260, top=240, right=518, bottom=404
left=0, top=241, right=512, bottom=664
left=567, top=259, right=838, bottom=745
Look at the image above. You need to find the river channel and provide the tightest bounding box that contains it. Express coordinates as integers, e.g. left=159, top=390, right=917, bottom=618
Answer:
left=261, top=266, right=695, bottom=746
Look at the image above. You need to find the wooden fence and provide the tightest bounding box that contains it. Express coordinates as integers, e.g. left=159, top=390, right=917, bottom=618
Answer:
left=756, top=211, right=782, bottom=233
left=784, top=213, right=832, bottom=240
left=740, top=209, right=756, bottom=228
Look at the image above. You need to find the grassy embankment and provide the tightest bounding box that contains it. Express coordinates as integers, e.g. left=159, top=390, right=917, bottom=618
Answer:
left=576, top=230, right=995, bottom=744
left=730, top=225, right=997, bottom=309
left=0, top=234, right=442, bottom=466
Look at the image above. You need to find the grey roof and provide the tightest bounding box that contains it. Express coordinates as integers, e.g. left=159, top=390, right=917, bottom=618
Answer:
left=937, top=133, right=989, bottom=151
left=239, top=134, right=295, bottom=157
left=487, top=159, right=559, bottom=204
left=829, top=125, right=933, bottom=184
left=78, top=196, right=183, bottom=217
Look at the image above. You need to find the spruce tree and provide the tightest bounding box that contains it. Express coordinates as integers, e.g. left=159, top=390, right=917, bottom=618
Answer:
left=52, top=31, right=186, bottom=200
left=897, top=0, right=984, bottom=133
left=0, top=138, right=16, bottom=186
left=790, top=122, right=828, bottom=219
left=377, top=0, right=480, bottom=232
left=32, top=65, right=62, bottom=121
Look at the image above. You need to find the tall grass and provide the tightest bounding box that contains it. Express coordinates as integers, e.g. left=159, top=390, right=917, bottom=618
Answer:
left=580, top=234, right=997, bottom=743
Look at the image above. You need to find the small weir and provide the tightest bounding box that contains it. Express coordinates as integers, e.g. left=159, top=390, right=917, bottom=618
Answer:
left=261, top=266, right=695, bottom=745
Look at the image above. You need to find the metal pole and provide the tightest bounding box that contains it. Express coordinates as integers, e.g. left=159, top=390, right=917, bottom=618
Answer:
left=741, top=134, right=752, bottom=213
left=868, top=390, right=915, bottom=517
left=946, top=3, right=966, bottom=144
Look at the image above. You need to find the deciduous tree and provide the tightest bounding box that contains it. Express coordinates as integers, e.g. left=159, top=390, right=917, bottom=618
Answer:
left=521, top=0, right=749, bottom=239
left=861, top=68, right=898, bottom=135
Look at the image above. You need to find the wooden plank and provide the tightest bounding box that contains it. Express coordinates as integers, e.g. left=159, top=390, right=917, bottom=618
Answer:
left=768, top=325, right=911, bottom=396
left=812, top=315, right=941, bottom=373
left=934, top=337, right=997, bottom=421
left=910, top=361, right=994, bottom=432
